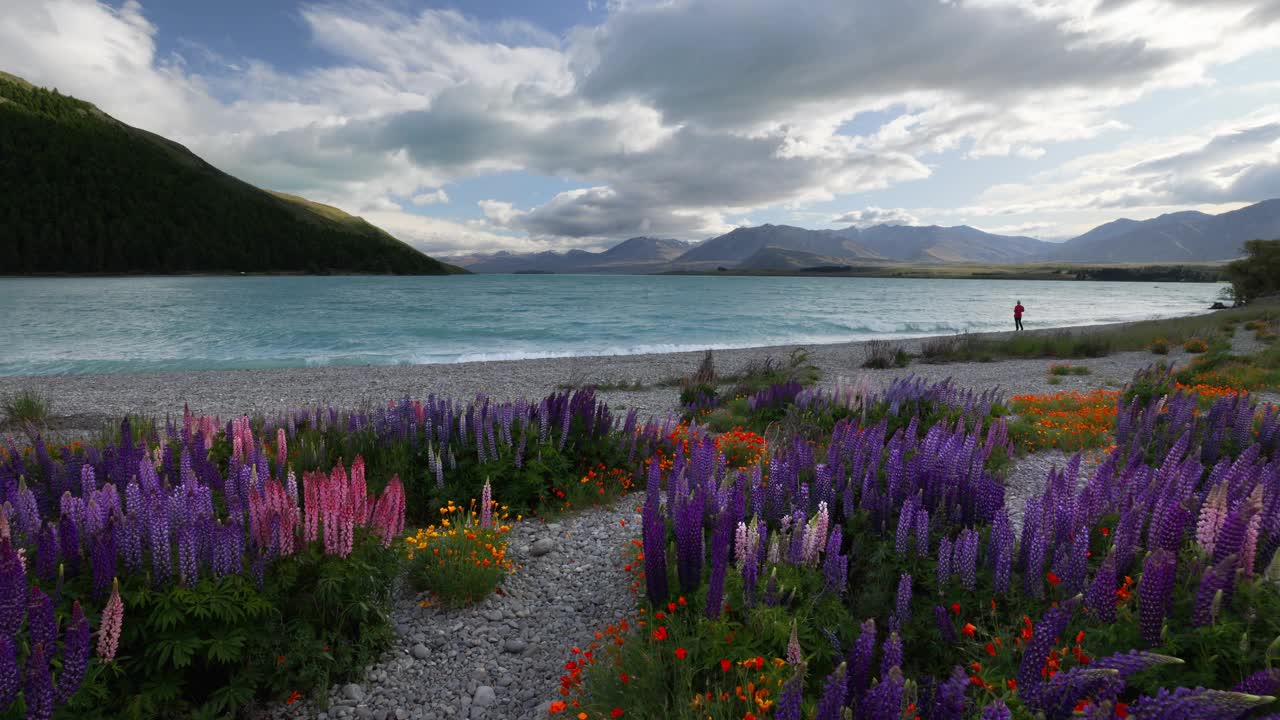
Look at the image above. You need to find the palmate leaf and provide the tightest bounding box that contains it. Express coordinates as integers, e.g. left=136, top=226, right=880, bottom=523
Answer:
left=206, top=628, right=248, bottom=663
left=151, top=635, right=204, bottom=669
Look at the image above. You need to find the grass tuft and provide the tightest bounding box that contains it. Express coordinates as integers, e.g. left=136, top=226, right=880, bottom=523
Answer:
left=862, top=340, right=911, bottom=369
left=2, top=389, right=50, bottom=426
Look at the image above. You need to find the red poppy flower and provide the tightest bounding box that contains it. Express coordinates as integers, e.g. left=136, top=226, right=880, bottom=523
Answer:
left=721, top=659, right=732, bottom=672
left=675, top=647, right=687, bottom=660
left=1047, top=572, right=1062, bottom=586
left=962, top=623, right=976, bottom=637
left=611, top=709, right=624, bottom=718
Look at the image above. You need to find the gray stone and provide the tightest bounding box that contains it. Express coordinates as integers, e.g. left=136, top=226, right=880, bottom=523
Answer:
left=482, top=609, right=504, bottom=622
left=502, top=638, right=527, bottom=653
left=355, top=709, right=374, bottom=720
left=529, top=538, right=555, bottom=556
left=473, top=686, right=496, bottom=707
left=343, top=684, right=366, bottom=703
left=411, top=643, right=430, bottom=660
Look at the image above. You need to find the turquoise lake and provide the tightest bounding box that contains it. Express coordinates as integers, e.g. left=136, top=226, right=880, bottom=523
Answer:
left=0, top=275, right=1223, bottom=376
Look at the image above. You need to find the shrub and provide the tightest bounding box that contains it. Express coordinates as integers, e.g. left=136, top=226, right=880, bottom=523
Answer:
left=1048, top=363, right=1091, bottom=376
left=2, top=388, right=49, bottom=426
left=1150, top=337, right=1170, bottom=354
left=1183, top=337, right=1209, bottom=353
left=405, top=487, right=513, bottom=607
left=861, top=340, right=910, bottom=369
left=1047, top=375, right=1062, bottom=385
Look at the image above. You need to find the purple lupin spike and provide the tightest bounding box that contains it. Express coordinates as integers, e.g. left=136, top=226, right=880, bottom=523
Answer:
left=27, top=586, right=57, bottom=651
left=1138, top=549, right=1176, bottom=647
left=814, top=663, right=847, bottom=720
left=0, top=540, right=26, bottom=636
left=0, top=634, right=17, bottom=709
left=55, top=601, right=91, bottom=705
left=705, top=510, right=732, bottom=619
left=641, top=487, right=668, bottom=606
left=881, top=631, right=903, bottom=676
left=24, top=643, right=54, bottom=720
left=775, top=671, right=804, bottom=720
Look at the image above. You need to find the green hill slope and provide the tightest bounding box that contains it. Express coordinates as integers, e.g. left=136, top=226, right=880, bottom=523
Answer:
left=0, top=71, right=465, bottom=275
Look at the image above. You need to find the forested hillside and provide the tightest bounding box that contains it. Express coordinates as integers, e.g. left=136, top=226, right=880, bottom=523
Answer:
left=0, top=72, right=463, bottom=275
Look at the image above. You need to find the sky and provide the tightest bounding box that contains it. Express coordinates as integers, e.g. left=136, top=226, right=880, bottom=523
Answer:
left=3, top=0, right=1280, bottom=257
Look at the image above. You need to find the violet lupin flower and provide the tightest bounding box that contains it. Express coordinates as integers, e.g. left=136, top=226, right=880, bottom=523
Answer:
left=1085, top=554, right=1118, bottom=623
left=937, top=536, right=953, bottom=586
left=0, top=540, right=26, bottom=636
left=881, top=632, right=903, bottom=676
left=915, top=507, right=930, bottom=557
left=980, top=699, right=1012, bottom=720
left=935, top=605, right=957, bottom=643
left=705, top=510, right=732, bottom=620
left=91, top=526, right=117, bottom=599
left=1234, top=669, right=1280, bottom=696
left=641, top=489, right=668, bottom=606
left=1138, top=549, right=1177, bottom=647
left=1193, top=553, right=1238, bottom=627
left=814, top=663, right=847, bottom=720
left=957, top=529, right=979, bottom=592
left=774, top=670, right=804, bottom=720
left=0, top=634, right=17, bottom=709
left=27, top=586, right=57, bottom=651
left=864, top=668, right=905, bottom=719
left=55, top=601, right=90, bottom=705
left=890, top=573, right=912, bottom=634
left=822, top=525, right=846, bottom=595
left=25, top=643, right=54, bottom=720
left=845, top=619, right=877, bottom=709
left=674, top=492, right=704, bottom=594
left=1016, top=597, right=1079, bottom=696
left=1129, top=687, right=1274, bottom=719
left=97, top=578, right=123, bottom=662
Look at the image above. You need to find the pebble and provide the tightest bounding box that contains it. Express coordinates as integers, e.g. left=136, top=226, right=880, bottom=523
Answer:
left=258, top=496, right=639, bottom=720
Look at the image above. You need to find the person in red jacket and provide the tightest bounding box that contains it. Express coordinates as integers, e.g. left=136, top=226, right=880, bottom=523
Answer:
left=1014, top=300, right=1025, bottom=331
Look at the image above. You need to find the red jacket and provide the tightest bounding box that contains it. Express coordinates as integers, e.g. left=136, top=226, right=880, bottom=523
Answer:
left=1014, top=304, right=1024, bottom=317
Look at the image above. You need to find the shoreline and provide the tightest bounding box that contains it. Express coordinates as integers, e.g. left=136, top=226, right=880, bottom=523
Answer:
left=0, top=314, right=1237, bottom=433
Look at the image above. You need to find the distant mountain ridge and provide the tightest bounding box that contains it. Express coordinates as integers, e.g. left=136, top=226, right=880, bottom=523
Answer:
left=1049, top=201, right=1280, bottom=262
left=451, top=199, right=1280, bottom=273
left=0, top=71, right=463, bottom=275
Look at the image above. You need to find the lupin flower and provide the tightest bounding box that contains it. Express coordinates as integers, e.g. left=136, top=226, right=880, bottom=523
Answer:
left=1138, top=549, right=1176, bottom=647
left=1129, top=687, right=1274, bottom=719
left=1017, top=597, right=1079, bottom=695
left=891, top=573, right=912, bottom=633
left=822, top=525, right=846, bottom=594
left=845, top=619, right=877, bottom=708
left=864, top=667, right=905, bottom=719
left=775, top=671, right=804, bottom=720
left=0, top=540, right=26, bottom=636
left=27, top=586, right=57, bottom=652
left=980, top=699, right=1012, bottom=720
left=1085, top=554, right=1118, bottom=624
left=937, top=536, right=953, bottom=586
left=25, top=643, right=54, bottom=720
left=786, top=621, right=803, bottom=668
left=881, top=632, right=903, bottom=676
left=705, top=510, right=732, bottom=620
left=97, top=578, right=124, bottom=662
left=1196, top=484, right=1229, bottom=556
left=935, top=605, right=957, bottom=643
left=0, top=634, right=17, bottom=709
left=814, top=663, right=847, bottom=720
left=480, top=479, right=493, bottom=529
left=641, top=489, right=668, bottom=606
left=55, top=601, right=91, bottom=705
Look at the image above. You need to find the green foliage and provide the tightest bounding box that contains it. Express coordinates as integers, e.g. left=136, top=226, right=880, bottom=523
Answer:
left=1, top=388, right=49, bottom=426
left=862, top=340, right=911, bottom=369
left=726, top=348, right=821, bottom=396
left=0, top=75, right=459, bottom=275
left=919, top=330, right=1113, bottom=364
left=1048, top=363, right=1091, bottom=376
left=405, top=523, right=511, bottom=608
left=1150, top=337, right=1170, bottom=355
left=1122, top=364, right=1175, bottom=406
left=1183, top=337, right=1209, bottom=353
left=1226, top=239, right=1280, bottom=304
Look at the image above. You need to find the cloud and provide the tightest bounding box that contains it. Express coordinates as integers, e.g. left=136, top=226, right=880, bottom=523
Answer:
left=832, top=207, right=921, bottom=227
left=3, top=0, right=1280, bottom=253
left=412, top=189, right=449, bottom=205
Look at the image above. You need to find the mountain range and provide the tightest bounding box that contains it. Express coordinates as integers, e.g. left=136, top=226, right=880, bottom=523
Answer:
left=0, top=71, right=462, bottom=275
left=449, top=199, right=1280, bottom=273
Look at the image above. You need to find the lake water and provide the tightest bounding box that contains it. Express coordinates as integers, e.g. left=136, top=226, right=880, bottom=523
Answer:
left=0, top=275, right=1223, bottom=376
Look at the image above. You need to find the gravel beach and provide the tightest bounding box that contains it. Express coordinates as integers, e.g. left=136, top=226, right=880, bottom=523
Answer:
left=0, top=319, right=1226, bottom=433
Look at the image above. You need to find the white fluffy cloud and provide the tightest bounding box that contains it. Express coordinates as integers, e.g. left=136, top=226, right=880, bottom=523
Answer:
left=3, top=0, right=1280, bottom=252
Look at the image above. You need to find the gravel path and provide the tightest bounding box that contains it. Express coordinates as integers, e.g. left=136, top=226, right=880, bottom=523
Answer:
left=257, top=496, right=641, bottom=720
